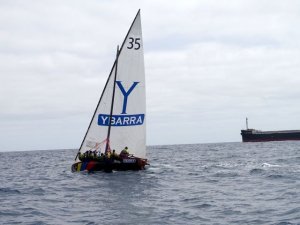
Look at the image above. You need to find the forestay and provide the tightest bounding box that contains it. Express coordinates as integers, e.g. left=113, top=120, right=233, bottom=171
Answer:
left=78, top=11, right=146, bottom=159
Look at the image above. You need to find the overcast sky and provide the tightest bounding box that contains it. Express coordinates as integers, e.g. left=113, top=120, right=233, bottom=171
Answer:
left=1, top=0, right=300, bottom=151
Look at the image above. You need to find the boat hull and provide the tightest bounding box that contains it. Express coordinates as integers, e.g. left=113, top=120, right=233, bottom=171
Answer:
left=71, top=158, right=148, bottom=172
left=241, top=129, right=300, bottom=142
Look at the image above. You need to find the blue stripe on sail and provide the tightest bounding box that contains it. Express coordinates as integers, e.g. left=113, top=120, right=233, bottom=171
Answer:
left=98, top=114, right=144, bottom=126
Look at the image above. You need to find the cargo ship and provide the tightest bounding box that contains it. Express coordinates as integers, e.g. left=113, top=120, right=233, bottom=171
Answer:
left=241, top=118, right=300, bottom=142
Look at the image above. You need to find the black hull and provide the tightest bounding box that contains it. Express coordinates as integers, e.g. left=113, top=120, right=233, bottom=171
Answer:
left=71, top=158, right=148, bottom=173
left=241, top=129, right=300, bottom=142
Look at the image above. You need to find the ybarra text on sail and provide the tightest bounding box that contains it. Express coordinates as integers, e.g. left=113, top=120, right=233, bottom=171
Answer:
left=98, top=80, right=144, bottom=126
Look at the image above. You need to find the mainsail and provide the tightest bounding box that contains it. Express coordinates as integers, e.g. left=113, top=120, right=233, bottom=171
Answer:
left=76, top=10, right=146, bottom=160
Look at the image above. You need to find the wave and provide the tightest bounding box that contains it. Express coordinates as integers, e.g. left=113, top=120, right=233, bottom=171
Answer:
left=267, top=174, right=285, bottom=179
left=262, top=163, right=281, bottom=167
left=194, top=203, right=212, bottom=209
left=0, top=187, right=21, bottom=195
left=213, top=171, right=239, bottom=178
left=273, top=222, right=294, bottom=225
left=249, top=168, right=265, bottom=175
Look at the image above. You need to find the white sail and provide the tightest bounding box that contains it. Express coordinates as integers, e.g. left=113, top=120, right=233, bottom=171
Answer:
left=78, top=11, right=146, bottom=159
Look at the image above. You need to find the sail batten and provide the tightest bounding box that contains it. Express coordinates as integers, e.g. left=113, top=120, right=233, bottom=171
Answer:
left=76, top=10, right=146, bottom=160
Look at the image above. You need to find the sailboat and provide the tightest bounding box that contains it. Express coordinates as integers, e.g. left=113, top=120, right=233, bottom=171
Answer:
left=72, top=10, right=148, bottom=172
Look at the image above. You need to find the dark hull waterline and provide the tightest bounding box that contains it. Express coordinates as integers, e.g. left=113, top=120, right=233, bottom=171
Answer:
left=241, top=129, right=300, bottom=142
left=72, top=158, right=148, bottom=173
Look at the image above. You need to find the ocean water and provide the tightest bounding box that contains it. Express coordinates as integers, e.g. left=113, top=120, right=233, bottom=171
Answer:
left=0, top=142, right=299, bottom=225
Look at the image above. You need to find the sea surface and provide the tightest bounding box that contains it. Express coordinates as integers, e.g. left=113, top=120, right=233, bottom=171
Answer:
left=0, top=142, right=299, bottom=225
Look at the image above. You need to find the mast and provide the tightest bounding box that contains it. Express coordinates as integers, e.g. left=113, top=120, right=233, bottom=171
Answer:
left=105, top=46, right=120, bottom=153
left=246, top=117, right=249, bottom=130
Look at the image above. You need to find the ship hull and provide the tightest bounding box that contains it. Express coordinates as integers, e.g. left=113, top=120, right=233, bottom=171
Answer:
left=241, top=129, right=300, bottom=142
left=71, top=158, right=148, bottom=173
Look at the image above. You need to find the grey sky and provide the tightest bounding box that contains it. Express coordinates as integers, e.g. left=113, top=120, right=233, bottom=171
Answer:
left=1, top=0, right=300, bottom=151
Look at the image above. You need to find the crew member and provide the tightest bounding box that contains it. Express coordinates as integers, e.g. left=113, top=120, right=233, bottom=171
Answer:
left=120, top=146, right=129, bottom=158
left=111, top=149, right=118, bottom=159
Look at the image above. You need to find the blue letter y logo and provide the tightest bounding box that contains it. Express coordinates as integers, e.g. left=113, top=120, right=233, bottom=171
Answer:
left=116, top=81, right=139, bottom=114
